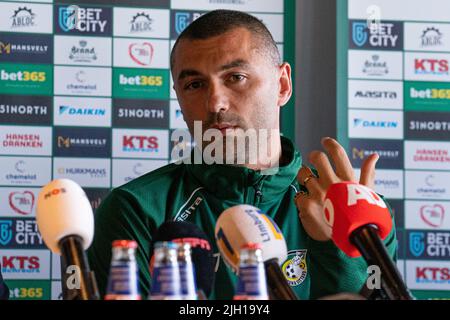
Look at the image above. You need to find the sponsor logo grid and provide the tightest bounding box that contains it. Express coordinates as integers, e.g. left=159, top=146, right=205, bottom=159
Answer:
left=0, top=1, right=287, bottom=299
left=346, top=0, right=450, bottom=298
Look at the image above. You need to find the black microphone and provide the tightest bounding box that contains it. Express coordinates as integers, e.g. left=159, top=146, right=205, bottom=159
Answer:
left=152, top=221, right=216, bottom=298
left=36, top=179, right=100, bottom=300
left=215, top=205, right=298, bottom=300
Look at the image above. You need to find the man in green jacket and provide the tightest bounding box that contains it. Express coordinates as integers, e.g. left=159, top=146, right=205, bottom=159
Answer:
left=88, top=9, right=396, bottom=300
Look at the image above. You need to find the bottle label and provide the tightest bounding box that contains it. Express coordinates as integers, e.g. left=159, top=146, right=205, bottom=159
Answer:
left=234, top=265, right=269, bottom=300
left=105, top=261, right=140, bottom=299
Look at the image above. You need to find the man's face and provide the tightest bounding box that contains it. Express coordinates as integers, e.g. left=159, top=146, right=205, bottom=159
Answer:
left=171, top=27, right=289, bottom=142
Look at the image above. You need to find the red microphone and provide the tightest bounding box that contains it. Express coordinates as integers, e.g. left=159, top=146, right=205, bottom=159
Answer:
left=324, top=181, right=412, bottom=300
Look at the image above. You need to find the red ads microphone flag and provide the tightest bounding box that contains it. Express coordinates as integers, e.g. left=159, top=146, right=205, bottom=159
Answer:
left=323, top=181, right=393, bottom=258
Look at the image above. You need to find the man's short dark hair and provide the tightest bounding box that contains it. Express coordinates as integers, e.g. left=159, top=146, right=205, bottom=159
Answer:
left=170, top=9, right=281, bottom=69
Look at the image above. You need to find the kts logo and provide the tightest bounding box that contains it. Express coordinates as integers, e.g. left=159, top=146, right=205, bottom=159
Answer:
left=421, top=27, right=443, bottom=48
left=0, top=218, right=44, bottom=249
left=130, top=12, right=153, bottom=33
left=122, top=136, right=159, bottom=153
left=56, top=5, right=112, bottom=35
left=129, top=42, right=153, bottom=66
left=9, top=191, right=34, bottom=215
left=10, top=7, right=35, bottom=29
left=408, top=231, right=450, bottom=259
left=416, top=266, right=450, bottom=284
left=414, top=58, right=449, bottom=76
left=362, top=55, right=389, bottom=76
left=350, top=20, right=402, bottom=50
left=0, top=250, right=50, bottom=279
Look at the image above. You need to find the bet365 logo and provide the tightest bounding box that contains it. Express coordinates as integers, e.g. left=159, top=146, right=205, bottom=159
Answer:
left=119, top=74, right=162, bottom=86
left=1, top=69, right=46, bottom=82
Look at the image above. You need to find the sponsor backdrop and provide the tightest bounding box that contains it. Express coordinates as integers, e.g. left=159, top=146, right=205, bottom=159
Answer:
left=0, top=0, right=295, bottom=299
left=339, top=0, right=450, bottom=299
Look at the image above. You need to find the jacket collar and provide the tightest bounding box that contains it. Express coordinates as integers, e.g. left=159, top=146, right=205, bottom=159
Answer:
left=185, top=136, right=302, bottom=203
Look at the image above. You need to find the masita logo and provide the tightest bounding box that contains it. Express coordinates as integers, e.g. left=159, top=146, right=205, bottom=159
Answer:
left=405, top=141, right=450, bottom=170
left=113, top=7, right=169, bottom=39
left=54, top=36, right=111, bottom=67
left=0, top=33, right=52, bottom=64
left=405, top=82, right=450, bottom=112
left=113, top=68, right=169, bottom=100
left=0, top=95, right=51, bottom=125
left=348, top=80, right=403, bottom=110
left=113, top=129, right=169, bottom=159
left=54, top=127, right=111, bottom=158
left=350, top=20, right=403, bottom=50
left=53, top=157, right=110, bottom=188
left=0, top=250, right=50, bottom=280
left=0, top=218, right=45, bottom=249
left=0, top=126, right=51, bottom=156
left=56, top=5, right=112, bottom=36
left=54, top=96, right=111, bottom=127
left=0, top=63, right=52, bottom=95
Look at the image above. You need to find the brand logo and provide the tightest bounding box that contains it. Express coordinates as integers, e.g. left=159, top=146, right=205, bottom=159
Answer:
left=9, top=191, right=34, bottom=215
left=421, top=27, right=443, bottom=48
left=362, top=55, right=389, bottom=76
left=69, top=40, right=97, bottom=63
left=409, top=232, right=425, bottom=257
left=130, top=12, right=153, bottom=33
left=415, top=59, right=449, bottom=75
left=421, top=204, right=445, bottom=228
left=11, top=7, right=35, bottom=29
left=351, top=20, right=402, bottom=49
left=282, top=250, right=307, bottom=287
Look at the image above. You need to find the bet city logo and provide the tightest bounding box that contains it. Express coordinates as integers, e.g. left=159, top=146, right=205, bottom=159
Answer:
left=352, top=20, right=401, bottom=48
left=128, top=42, right=154, bottom=66
left=59, top=5, right=109, bottom=33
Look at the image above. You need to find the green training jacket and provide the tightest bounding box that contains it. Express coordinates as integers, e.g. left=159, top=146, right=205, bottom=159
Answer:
left=87, top=136, right=397, bottom=300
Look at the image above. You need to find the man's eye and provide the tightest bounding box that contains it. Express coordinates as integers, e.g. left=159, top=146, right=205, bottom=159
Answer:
left=184, top=81, right=203, bottom=90
left=229, top=74, right=246, bottom=82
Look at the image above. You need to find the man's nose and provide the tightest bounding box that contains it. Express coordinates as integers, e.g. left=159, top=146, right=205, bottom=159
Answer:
left=206, top=82, right=229, bottom=114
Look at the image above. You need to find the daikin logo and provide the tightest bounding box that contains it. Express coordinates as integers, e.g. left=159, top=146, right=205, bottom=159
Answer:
left=59, top=106, right=105, bottom=116
left=353, top=118, right=398, bottom=128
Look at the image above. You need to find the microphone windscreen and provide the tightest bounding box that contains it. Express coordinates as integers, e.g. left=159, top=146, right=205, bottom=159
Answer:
left=36, top=179, right=94, bottom=255
left=152, top=221, right=215, bottom=297
left=215, top=205, right=287, bottom=272
left=324, top=181, right=393, bottom=257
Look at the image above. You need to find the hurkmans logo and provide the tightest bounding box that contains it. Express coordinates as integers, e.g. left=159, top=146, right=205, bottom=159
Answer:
left=410, top=232, right=425, bottom=257
left=0, top=220, right=13, bottom=246
left=282, top=249, right=307, bottom=286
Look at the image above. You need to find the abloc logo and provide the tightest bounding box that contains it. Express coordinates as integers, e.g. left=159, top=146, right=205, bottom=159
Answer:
left=407, top=230, right=450, bottom=259
left=406, top=111, right=450, bottom=140
left=0, top=95, right=52, bottom=125
left=349, top=139, right=403, bottom=169
left=10, top=7, right=35, bottom=29
left=113, top=99, right=168, bottom=128
left=350, top=20, right=403, bottom=50
left=0, top=218, right=44, bottom=249
left=54, top=127, right=111, bottom=158
left=420, top=27, right=444, bottom=49
left=56, top=5, right=112, bottom=36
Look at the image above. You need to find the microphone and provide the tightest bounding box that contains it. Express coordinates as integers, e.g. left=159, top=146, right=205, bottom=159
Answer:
left=215, top=204, right=297, bottom=300
left=324, top=181, right=413, bottom=300
left=36, top=179, right=100, bottom=300
left=151, top=221, right=215, bottom=299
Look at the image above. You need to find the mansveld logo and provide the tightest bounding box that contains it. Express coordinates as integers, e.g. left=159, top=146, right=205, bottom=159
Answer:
left=421, top=27, right=443, bottom=48
left=352, top=21, right=400, bottom=48
left=11, top=7, right=35, bottom=29
left=122, top=136, right=159, bottom=153
left=363, top=55, right=389, bottom=76
left=352, top=147, right=399, bottom=160
left=0, top=41, right=48, bottom=55
left=415, top=59, right=449, bottom=76
left=69, top=40, right=97, bottom=63
left=421, top=204, right=445, bottom=228
left=57, top=136, right=107, bottom=148
left=129, top=42, right=153, bottom=66
left=9, top=191, right=34, bottom=215
left=130, top=12, right=153, bottom=33
left=353, top=118, right=398, bottom=128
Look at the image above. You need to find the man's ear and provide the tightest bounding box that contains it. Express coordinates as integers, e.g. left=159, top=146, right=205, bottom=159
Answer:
left=277, top=62, right=292, bottom=107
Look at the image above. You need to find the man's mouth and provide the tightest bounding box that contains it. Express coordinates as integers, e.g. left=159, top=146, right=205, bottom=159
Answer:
left=209, top=123, right=238, bottom=135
